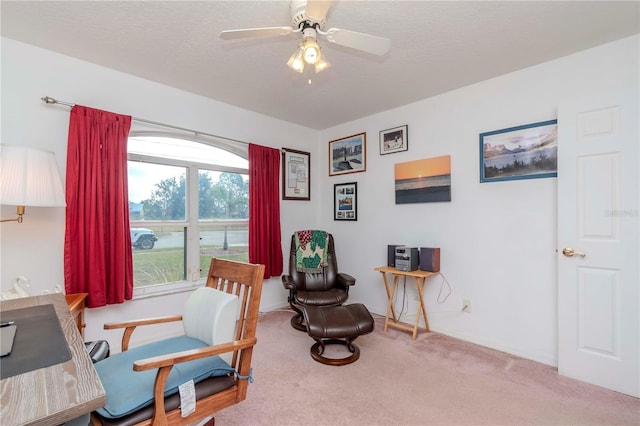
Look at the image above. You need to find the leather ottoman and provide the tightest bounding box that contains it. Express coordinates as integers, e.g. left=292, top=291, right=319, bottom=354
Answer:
left=302, top=303, right=374, bottom=366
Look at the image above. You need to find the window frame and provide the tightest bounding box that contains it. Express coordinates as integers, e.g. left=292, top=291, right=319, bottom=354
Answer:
left=127, top=131, right=248, bottom=299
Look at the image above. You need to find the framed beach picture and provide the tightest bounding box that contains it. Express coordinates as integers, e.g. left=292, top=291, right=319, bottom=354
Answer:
left=282, top=148, right=310, bottom=200
left=380, top=125, right=408, bottom=155
left=395, top=155, right=451, bottom=204
left=479, top=119, right=558, bottom=183
left=334, top=182, right=357, bottom=221
left=329, top=133, right=366, bottom=176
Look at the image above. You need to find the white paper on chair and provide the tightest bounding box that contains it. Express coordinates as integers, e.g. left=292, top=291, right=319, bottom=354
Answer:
left=179, top=379, right=196, bottom=417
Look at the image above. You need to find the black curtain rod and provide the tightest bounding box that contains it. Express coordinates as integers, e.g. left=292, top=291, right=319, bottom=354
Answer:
left=40, top=96, right=251, bottom=146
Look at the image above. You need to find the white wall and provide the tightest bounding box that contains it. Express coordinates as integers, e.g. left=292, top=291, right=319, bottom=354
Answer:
left=0, top=37, right=318, bottom=350
left=2, top=35, right=637, bottom=364
left=317, top=35, right=639, bottom=366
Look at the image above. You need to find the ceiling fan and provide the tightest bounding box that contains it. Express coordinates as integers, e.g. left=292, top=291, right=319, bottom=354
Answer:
left=219, top=0, right=391, bottom=74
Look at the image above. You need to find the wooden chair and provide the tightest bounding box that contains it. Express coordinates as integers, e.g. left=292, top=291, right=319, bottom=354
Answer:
left=91, top=258, right=265, bottom=426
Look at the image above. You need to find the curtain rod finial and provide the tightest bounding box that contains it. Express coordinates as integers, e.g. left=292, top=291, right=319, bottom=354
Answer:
left=41, top=96, right=56, bottom=104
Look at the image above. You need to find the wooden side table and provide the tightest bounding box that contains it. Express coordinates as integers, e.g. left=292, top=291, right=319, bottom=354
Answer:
left=374, top=266, right=437, bottom=340
left=65, top=293, right=88, bottom=339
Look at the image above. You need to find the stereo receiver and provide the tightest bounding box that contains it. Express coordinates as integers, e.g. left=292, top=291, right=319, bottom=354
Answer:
left=395, top=246, right=419, bottom=271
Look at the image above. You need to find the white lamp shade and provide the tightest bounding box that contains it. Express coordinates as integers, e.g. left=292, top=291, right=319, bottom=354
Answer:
left=287, top=48, right=305, bottom=73
left=0, top=144, right=66, bottom=207
left=314, top=58, right=330, bottom=73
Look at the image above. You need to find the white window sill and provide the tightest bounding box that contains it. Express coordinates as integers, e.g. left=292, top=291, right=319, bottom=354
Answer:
left=133, top=279, right=206, bottom=300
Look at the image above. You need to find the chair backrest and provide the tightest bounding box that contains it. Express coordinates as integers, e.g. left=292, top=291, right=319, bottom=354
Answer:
left=183, top=287, right=238, bottom=364
left=205, top=257, right=265, bottom=371
left=287, top=232, right=338, bottom=292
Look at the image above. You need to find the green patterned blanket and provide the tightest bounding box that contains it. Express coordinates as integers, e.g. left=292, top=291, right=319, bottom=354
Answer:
left=294, top=230, right=328, bottom=273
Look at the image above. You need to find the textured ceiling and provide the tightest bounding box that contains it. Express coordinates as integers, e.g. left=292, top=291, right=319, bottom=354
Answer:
left=1, top=1, right=638, bottom=130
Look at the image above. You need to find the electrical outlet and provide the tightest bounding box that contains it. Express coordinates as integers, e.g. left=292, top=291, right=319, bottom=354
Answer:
left=462, top=299, right=471, bottom=313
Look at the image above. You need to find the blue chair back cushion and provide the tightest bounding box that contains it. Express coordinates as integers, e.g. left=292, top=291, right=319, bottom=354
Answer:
left=94, top=336, right=235, bottom=419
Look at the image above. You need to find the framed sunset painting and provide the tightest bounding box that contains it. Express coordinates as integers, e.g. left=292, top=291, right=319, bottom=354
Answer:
left=394, top=155, right=451, bottom=204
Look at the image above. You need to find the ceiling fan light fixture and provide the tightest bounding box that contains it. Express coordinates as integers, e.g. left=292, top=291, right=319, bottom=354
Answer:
left=302, top=37, right=321, bottom=65
left=287, top=48, right=305, bottom=73
left=221, top=2, right=393, bottom=76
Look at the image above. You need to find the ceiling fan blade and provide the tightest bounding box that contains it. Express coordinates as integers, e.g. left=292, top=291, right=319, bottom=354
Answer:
left=219, top=27, right=293, bottom=40
left=324, top=28, right=391, bottom=56
left=306, top=0, right=333, bottom=23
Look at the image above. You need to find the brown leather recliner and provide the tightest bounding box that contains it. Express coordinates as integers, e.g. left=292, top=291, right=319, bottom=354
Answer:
left=282, top=232, right=356, bottom=331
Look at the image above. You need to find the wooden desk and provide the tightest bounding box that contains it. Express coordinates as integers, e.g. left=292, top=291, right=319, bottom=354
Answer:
left=0, top=293, right=105, bottom=426
left=374, top=266, right=437, bottom=340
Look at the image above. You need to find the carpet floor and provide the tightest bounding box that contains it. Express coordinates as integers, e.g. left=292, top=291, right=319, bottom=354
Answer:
left=214, top=310, right=639, bottom=425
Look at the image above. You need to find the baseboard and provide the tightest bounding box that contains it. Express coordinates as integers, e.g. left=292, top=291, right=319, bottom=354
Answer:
left=430, top=325, right=557, bottom=367
left=364, top=305, right=557, bottom=367
left=260, top=302, right=290, bottom=313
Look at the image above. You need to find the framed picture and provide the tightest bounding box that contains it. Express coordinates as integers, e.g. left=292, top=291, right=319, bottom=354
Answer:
left=380, top=125, right=408, bottom=155
left=282, top=148, right=310, bottom=200
left=395, top=155, right=451, bottom=204
left=479, top=119, right=558, bottom=183
left=334, top=182, right=357, bottom=221
left=329, top=132, right=366, bottom=176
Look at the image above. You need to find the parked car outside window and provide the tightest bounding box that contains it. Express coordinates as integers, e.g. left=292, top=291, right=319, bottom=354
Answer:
left=130, top=228, right=158, bottom=250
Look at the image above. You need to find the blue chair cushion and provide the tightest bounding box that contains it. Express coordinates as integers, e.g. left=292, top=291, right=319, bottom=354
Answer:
left=94, top=336, right=235, bottom=419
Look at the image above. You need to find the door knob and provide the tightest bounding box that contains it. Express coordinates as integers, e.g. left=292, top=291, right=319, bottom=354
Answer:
left=562, top=247, right=586, bottom=258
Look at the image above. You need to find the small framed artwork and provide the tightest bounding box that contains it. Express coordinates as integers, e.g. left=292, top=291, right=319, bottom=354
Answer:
left=329, top=132, right=366, bottom=176
left=380, top=125, right=408, bottom=155
left=282, top=148, right=310, bottom=200
left=334, top=182, right=357, bottom=221
left=479, top=119, right=558, bottom=183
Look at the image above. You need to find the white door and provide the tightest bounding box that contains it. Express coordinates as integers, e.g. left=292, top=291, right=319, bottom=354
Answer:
left=557, top=91, right=639, bottom=397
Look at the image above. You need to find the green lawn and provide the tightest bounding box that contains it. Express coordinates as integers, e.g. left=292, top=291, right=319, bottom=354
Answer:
left=133, top=245, right=248, bottom=287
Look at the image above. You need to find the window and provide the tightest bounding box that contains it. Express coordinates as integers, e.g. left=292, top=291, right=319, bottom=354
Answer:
left=127, top=134, right=248, bottom=297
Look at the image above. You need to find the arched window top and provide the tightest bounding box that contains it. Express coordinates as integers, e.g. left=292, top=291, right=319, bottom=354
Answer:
left=128, top=134, right=248, bottom=169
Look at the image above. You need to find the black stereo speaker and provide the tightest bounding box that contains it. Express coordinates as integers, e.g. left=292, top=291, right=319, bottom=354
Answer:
left=387, top=245, right=402, bottom=267
left=419, top=247, right=440, bottom=272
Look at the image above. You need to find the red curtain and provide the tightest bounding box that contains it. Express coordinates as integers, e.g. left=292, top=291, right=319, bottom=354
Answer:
left=248, top=144, right=283, bottom=278
left=64, top=105, right=133, bottom=308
